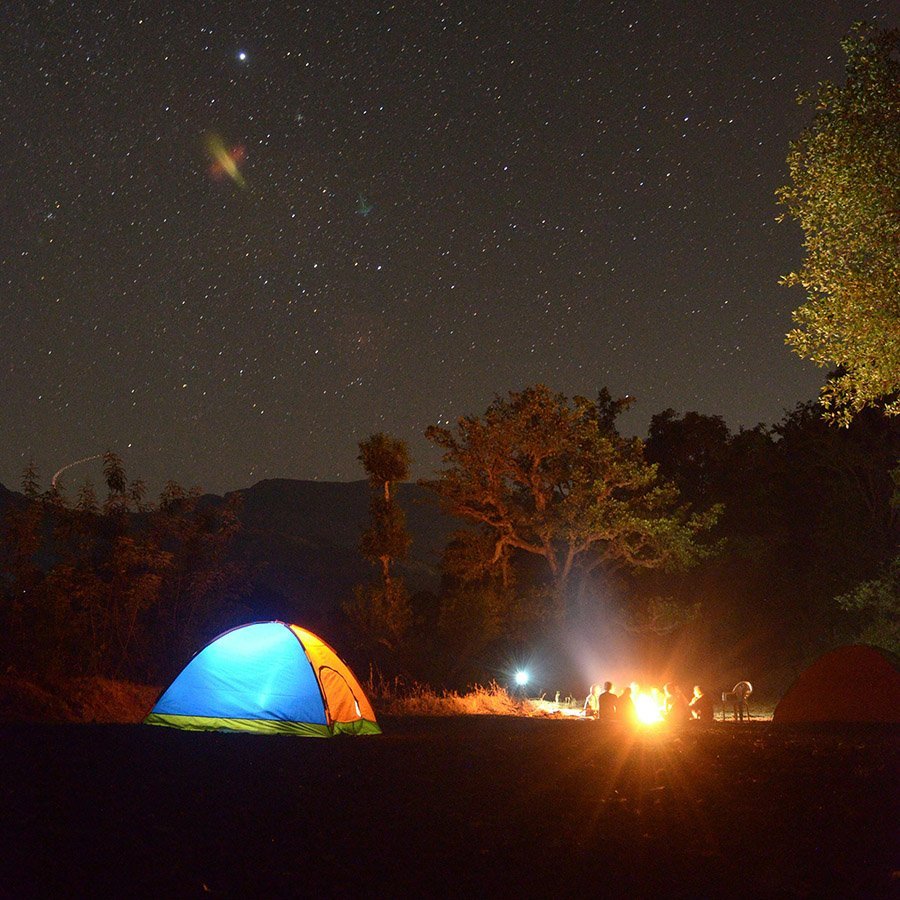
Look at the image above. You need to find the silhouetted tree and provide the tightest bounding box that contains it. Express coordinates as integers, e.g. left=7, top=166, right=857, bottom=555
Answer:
left=0, top=455, right=244, bottom=682
left=344, top=434, right=413, bottom=655
left=640, top=402, right=898, bottom=678
left=646, top=410, right=731, bottom=507
left=836, top=557, right=899, bottom=654
left=22, top=462, right=40, bottom=499
left=0, top=472, right=44, bottom=672
left=146, top=482, right=246, bottom=679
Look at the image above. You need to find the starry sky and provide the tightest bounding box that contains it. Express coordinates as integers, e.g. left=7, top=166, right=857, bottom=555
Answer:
left=2, top=1, right=896, bottom=496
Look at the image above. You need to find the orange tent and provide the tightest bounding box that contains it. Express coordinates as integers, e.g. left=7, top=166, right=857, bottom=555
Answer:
left=773, top=645, right=900, bottom=724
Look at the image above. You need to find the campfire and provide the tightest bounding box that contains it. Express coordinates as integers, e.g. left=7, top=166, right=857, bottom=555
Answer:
left=540, top=681, right=670, bottom=724
left=631, top=684, right=666, bottom=725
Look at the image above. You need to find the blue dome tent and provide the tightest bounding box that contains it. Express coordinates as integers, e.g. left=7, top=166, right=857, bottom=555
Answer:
left=145, top=621, right=380, bottom=737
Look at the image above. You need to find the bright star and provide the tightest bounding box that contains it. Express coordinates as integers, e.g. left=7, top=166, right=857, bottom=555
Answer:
left=237, top=50, right=248, bottom=62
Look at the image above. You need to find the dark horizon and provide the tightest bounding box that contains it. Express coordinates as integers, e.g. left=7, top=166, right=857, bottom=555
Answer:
left=0, top=389, right=831, bottom=499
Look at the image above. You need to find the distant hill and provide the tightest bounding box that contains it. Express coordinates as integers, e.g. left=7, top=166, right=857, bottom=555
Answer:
left=0, top=478, right=457, bottom=633
left=214, top=479, right=456, bottom=631
left=0, top=480, right=23, bottom=512
left=225, top=478, right=452, bottom=565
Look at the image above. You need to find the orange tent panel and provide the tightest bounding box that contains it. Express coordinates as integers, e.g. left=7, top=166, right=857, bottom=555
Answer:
left=290, top=626, right=377, bottom=724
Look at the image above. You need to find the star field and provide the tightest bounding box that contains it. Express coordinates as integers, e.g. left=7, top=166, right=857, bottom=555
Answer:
left=1, top=1, right=896, bottom=494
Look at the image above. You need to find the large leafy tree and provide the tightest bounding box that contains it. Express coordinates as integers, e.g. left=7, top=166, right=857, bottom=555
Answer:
left=777, top=23, right=900, bottom=424
left=836, top=557, right=899, bottom=655
left=424, top=385, right=718, bottom=617
left=834, top=455, right=899, bottom=655
left=149, top=481, right=245, bottom=680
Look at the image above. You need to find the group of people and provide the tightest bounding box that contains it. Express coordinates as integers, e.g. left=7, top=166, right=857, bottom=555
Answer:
left=583, top=681, right=715, bottom=724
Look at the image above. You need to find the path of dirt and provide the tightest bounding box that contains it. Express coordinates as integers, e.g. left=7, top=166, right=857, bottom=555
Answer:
left=1, top=717, right=897, bottom=897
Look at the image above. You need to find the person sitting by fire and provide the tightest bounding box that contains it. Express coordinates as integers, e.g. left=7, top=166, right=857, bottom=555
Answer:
left=597, top=681, right=617, bottom=721
left=616, top=685, right=638, bottom=726
left=583, top=683, right=601, bottom=718
left=689, top=684, right=715, bottom=721
left=664, top=683, right=692, bottom=724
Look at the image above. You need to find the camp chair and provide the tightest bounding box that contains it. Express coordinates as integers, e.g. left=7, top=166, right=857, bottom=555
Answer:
left=721, top=681, right=752, bottom=721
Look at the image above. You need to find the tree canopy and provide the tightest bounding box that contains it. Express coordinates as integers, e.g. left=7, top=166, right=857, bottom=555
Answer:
left=777, top=23, right=900, bottom=424
left=424, top=385, right=719, bottom=617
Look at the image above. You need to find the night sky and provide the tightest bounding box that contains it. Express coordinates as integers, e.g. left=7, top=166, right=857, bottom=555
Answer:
left=2, top=1, right=896, bottom=496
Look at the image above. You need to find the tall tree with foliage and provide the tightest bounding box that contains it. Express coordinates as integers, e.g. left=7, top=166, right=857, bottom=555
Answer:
left=777, top=23, right=900, bottom=424
left=646, top=409, right=732, bottom=508
left=836, top=557, right=899, bottom=655
left=424, top=385, right=719, bottom=619
left=344, top=433, right=413, bottom=653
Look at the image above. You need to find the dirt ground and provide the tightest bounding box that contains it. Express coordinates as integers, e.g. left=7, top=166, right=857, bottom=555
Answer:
left=1, top=717, right=897, bottom=898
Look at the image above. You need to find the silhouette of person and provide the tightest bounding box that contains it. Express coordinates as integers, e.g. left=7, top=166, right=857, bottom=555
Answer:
left=689, top=685, right=715, bottom=721
left=583, top=683, right=600, bottom=718
left=617, top=686, right=638, bottom=725
left=597, top=681, right=617, bottom=720
left=664, top=683, right=691, bottom=724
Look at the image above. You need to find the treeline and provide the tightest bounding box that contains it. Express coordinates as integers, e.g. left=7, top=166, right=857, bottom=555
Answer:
left=0, top=453, right=245, bottom=684
left=1, top=388, right=896, bottom=692
left=641, top=399, right=898, bottom=680
left=347, top=387, right=898, bottom=689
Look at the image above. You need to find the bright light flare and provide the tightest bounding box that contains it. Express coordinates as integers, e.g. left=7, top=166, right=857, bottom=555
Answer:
left=205, top=133, right=247, bottom=187
left=632, top=684, right=665, bottom=725
left=514, top=670, right=529, bottom=687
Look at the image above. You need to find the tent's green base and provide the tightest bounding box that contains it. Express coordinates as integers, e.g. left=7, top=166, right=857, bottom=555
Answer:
left=143, top=712, right=381, bottom=737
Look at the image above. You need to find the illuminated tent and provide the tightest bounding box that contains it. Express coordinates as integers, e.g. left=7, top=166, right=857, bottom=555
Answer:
left=144, top=621, right=380, bottom=736
left=773, top=644, right=900, bottom=724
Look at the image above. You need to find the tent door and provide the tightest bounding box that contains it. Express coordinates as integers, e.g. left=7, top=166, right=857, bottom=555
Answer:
left=318, top=666, right=362, bottom=723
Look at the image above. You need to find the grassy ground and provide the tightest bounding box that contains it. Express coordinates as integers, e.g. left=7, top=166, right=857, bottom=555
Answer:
left=2, top=716, right=896, bottom=898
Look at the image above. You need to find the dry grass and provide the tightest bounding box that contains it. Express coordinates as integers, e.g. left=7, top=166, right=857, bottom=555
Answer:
left=0, top=675, right=159, bottom=724
left=62, top=677, right=160, bottom=723
left=366, top=671, right=538, bottom=717
left=526, top=696, right=586, bottom=717
left=0, top=670, right=776, bottom=725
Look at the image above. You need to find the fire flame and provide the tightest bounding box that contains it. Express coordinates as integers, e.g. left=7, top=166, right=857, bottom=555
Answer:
left=632, top=684, right=665, bottom=725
